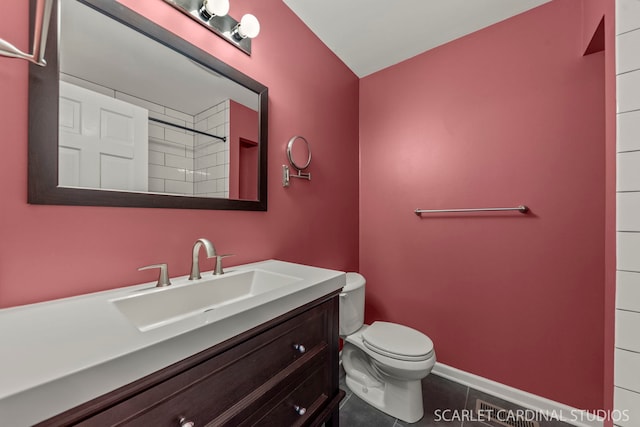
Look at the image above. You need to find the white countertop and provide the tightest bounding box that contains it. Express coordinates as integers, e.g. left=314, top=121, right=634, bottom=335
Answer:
left=0, top=260, right=345, bottom=426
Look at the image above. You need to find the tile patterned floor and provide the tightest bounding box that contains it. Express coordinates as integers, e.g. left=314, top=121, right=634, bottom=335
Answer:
left=338, top=373, right=575, bottom=427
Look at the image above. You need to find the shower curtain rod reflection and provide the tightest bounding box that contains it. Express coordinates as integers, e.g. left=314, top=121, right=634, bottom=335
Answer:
left=415, top=205, right=529, bottom=215
left=148, top=117, right=226, bottom=142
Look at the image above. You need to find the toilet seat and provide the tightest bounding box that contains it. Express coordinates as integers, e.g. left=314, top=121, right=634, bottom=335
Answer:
left=362, top=321, right=434, bottom=362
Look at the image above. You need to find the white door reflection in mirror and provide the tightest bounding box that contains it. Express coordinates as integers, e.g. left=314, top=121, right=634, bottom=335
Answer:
left=58, top=81, right=149, bottom=192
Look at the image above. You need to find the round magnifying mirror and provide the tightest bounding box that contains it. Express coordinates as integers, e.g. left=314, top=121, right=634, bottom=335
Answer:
left=287, top=136, right=311, bottom=171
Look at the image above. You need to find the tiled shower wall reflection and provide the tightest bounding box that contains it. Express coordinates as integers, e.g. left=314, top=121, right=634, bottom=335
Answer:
left=615, top=0, right=640, bottom=422
left=194, top=101, right=230, bottom=198
left=147, top=105, right=196, bottom=196
left=60, top=73, right=229, bottom=198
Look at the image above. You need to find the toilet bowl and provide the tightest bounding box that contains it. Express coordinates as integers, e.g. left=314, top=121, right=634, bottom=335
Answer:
left=340, top=273, right=436, bottom=423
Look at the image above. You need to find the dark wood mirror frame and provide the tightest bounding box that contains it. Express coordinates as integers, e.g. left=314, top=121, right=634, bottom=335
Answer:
left=28, top=0, right=268, bottom=210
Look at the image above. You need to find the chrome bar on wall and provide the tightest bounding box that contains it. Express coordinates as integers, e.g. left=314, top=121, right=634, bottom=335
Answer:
left=414, top=205, right=529, bottom=215
left=0, top=0, right=54, bottom=66
left=148, top=117, right=226, bottom=142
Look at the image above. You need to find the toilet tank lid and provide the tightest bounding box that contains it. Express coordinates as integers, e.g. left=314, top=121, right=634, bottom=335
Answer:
left=362, top=321, right=434, bottom=358
left=344, top=272, right=365, bottom=292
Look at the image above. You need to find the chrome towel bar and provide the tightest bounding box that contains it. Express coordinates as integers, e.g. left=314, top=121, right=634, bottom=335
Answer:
left=415, top=205, right=529, bottom=215
left=0, top=0, right=54, bottom=66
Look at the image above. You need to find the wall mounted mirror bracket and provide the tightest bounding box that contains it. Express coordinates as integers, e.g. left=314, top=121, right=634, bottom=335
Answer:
left=163, top=0, right=257, bottom=55
left=282, top=136, right=311, bottom=187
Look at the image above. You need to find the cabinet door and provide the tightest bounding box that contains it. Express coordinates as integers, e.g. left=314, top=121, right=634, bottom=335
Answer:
left=247, top=363, right=330, bottom=427
left=77, top=303, right=329, bottom=426
left=37, top=295, right=341, bottom=427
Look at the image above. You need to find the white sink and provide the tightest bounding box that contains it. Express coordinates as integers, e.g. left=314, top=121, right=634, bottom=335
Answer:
left=0, top=259, right=345, bottom=425
left=111, top=269, right=302, bottom=331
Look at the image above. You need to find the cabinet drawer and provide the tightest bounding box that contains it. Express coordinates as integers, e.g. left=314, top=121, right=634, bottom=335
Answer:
left=79, top=304, right=329, bottom=426
left=251, top=363, right=330, bottom=427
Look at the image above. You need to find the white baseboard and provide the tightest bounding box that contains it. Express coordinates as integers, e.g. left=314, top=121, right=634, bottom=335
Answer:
left=432, top=362, right=604, bottom=427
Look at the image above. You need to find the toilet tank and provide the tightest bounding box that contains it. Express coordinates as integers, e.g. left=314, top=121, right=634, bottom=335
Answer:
left=340, top=272, right=366, bottom=336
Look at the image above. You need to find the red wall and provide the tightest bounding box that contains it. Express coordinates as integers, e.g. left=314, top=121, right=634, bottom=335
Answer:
left=359, top=0, right=606, bottom=410
left=0, top=0, right=359, bottom=307
left=0, top=0, right=616, bottom=413
left=592, top=0, right=616, bottom=421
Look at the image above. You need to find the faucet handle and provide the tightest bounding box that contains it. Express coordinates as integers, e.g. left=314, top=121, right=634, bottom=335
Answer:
left=139, top=263, right=172, bottom=287
left=214, top=254, right=234, bottom=275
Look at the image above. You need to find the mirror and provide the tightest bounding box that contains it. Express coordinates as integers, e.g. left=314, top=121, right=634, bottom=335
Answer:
left=282, top=135, right=311, bottom=187
left=28, top=0, right=268, bottom=210
left=287, top=136, right=311, bottom=172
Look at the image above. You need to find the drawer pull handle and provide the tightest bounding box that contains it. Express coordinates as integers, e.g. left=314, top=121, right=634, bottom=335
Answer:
left=179, top=417, right=195, bottom=427
left=293, top=343, right=306, bottom=354
left=294, top=405, right=307, bottom=416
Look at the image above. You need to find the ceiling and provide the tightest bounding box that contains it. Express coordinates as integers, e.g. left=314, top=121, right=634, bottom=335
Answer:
left=282, top=0, right=552, bottom=78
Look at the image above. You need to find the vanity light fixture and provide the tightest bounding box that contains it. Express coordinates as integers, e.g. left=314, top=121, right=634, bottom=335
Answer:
left=231, top=14, right=260, bottom=41
left=198, top=0, right=229, bottom=21
left=163, top=0, right=261, bottom=55
left=0, top=0, right=54, bottom=66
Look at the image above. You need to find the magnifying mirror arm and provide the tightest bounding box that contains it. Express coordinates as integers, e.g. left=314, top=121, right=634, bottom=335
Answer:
left=291, top=170, right=311, bottom=180
left=282, top=165, right=311, bottom=187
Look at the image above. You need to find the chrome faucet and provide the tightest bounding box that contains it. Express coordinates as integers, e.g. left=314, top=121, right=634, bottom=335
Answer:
left=214, top=254, right=234, bottom=275
left=189, top=238, right=216, bottom=280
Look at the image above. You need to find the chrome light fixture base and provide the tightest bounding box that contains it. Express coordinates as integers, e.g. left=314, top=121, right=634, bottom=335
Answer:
left=163, top=0, right=253, bottom=55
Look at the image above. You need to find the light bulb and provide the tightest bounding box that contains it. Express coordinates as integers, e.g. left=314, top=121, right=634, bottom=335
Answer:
left=237, top=14, right=260, bottom=39
left=199, top=0, right=229, bottom=20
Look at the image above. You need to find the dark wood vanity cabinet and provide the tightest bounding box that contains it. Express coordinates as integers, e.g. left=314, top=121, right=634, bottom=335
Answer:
left=38, top=292, right=344, bottom=427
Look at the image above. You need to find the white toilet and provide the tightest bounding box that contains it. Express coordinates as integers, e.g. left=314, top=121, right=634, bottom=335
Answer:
left=340, top=272, right=436, bottom=423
